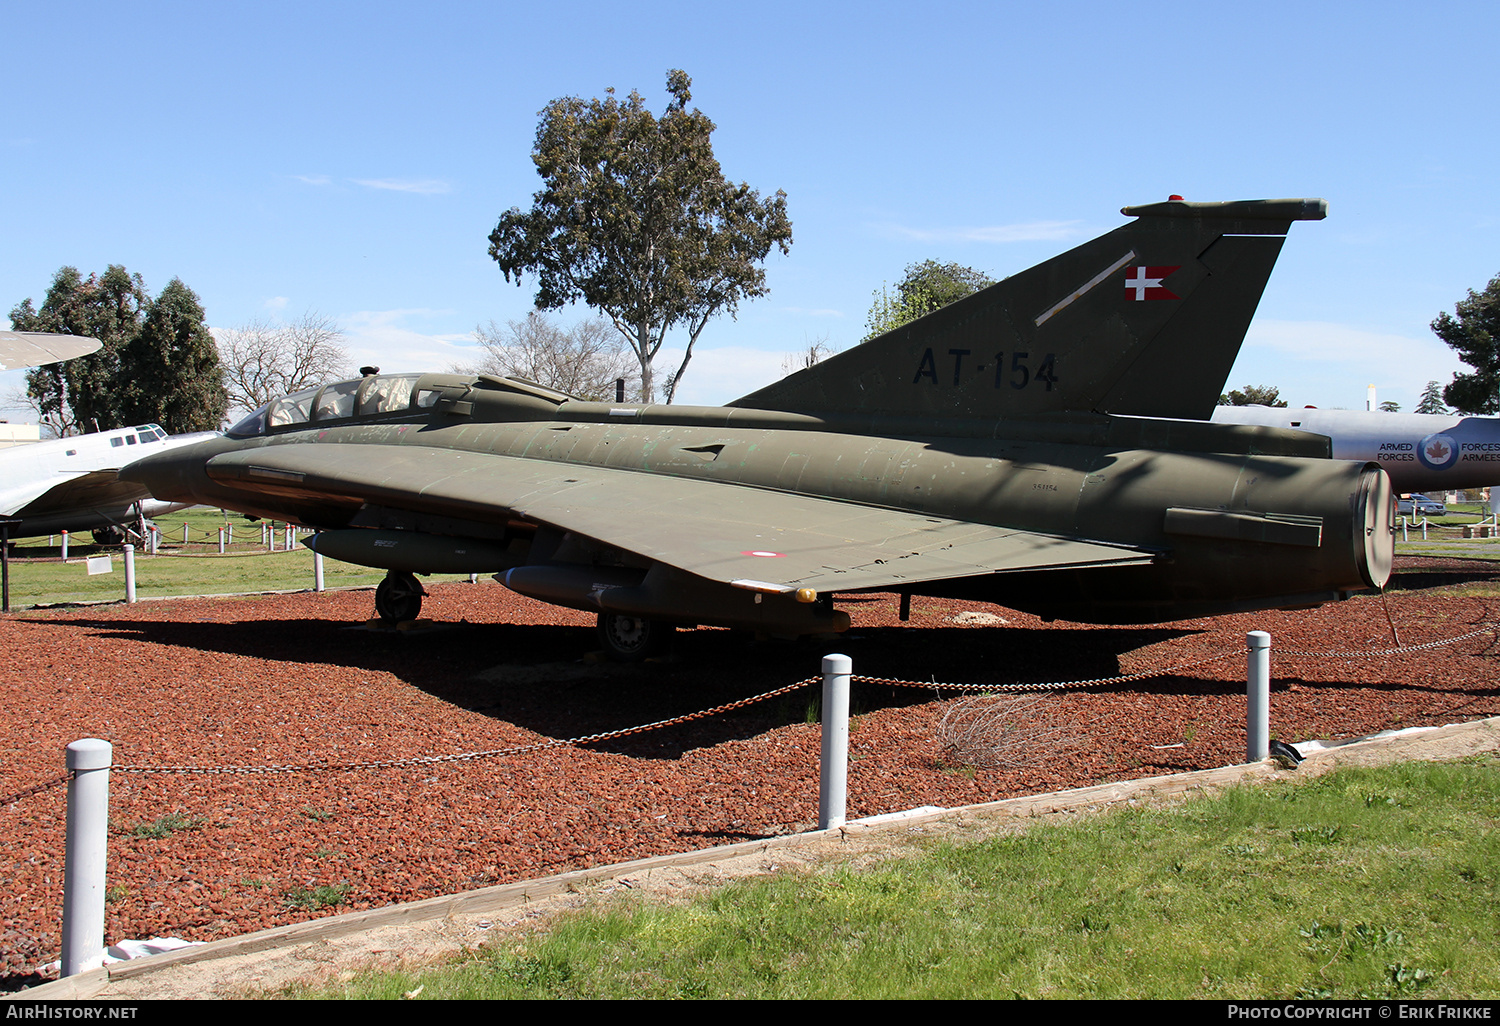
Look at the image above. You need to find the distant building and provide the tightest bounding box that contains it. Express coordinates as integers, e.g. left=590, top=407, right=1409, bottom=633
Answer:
left=0, top=422, right=42, bottom=448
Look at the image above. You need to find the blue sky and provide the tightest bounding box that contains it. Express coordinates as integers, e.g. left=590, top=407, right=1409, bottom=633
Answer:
left=4, top=1, right=1497, bottom=423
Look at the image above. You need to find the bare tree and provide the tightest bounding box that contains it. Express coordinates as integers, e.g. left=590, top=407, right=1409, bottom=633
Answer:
left=780, top=335, right=836, bottom=377
left=217, top=311, right=350, bottom=413
left=472, top=313, right=637, bottom=401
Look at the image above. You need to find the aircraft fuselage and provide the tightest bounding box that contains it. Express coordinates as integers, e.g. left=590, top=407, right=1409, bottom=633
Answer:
left=128, top=381, right=1392, bottom=626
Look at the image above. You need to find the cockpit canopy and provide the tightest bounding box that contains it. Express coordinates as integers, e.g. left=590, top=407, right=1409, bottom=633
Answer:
left=227, top=373, right=434, bottom=438
left=227, top=372, right=579, bottom=438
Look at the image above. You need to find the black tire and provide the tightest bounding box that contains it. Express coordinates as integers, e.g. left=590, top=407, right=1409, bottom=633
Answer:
left=375, top=571, right=424, bottom=623
left=92, top=526, right=125, bottom=546
left=596, top=612, right=673, bottom=661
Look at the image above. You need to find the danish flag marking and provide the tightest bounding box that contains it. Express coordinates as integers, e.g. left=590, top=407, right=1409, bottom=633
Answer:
left=1125, top=265, right=1180, bottom=301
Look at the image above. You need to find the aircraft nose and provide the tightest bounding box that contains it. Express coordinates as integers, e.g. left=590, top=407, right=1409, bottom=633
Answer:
left=119, top=443, right=211, bottom=503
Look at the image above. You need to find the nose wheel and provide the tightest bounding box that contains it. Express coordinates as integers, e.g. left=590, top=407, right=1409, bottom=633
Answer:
left=375, top=570, right=425, bottom=623
left=596, top=612, right=674, bottom=661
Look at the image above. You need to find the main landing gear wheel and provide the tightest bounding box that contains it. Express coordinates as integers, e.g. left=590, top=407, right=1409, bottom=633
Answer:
left=92, top=526, right=125, bottom=546
left=375, top=570, right=425, bottom=623
left=596, top=612, right=674, bottom=662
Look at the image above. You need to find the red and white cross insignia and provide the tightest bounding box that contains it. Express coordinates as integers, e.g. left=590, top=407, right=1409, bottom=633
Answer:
left=1124, top=265, right=1180, bottom=301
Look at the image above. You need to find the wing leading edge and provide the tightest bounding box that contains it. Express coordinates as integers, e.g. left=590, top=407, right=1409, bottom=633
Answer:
left=207, top=444, right=1155, bottom=591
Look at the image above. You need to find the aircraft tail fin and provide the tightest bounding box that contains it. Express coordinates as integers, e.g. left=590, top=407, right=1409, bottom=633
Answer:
left=731, top=198, right=1325, bottom=421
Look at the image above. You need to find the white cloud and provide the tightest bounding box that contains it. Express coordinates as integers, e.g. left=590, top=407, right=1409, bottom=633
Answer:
left=349, top=178, right=452, bottom=195
left=1232, top=319, right=1465, bottom=411
left=342, top=309, right=474, bottom=373
left=872, top=220, right=1082, bottom=244
left=657, top=346, right=797, bottom=407
left=1242, top=320, right=1433, bottom=364
left=291, top=174, right=331, bottom=186
left=264, top=296, right=289, bottom=311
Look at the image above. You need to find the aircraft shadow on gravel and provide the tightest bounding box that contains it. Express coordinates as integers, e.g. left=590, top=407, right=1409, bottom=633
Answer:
left=27, top=614, right=1483, bottom=757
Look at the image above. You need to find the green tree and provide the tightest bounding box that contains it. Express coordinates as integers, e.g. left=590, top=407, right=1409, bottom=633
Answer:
left=1217, top=384, right=1288, bottom=407
left=488, top=69, right=793, bottom=403
left=1378, top=400, right=1400, bottom=413
left=1416, top=380, right=1450, bottom=416
left=10, top=266, right=228, bottom=434
left=1433, top=273, right=1500, bottom=413
left=123, top=278, right=227, bottom=433
left=11, top=266, right=149, bottom=435
left=864, top=260, right=995, bottom=340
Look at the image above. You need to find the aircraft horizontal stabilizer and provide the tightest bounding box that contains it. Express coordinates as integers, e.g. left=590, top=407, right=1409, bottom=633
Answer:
left=0, top=331, right=103, bottom=371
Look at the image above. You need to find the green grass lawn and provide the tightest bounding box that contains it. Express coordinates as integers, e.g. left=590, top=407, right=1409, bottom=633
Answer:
left=298, top=757, right=1500, bottom=1000
left=4, top=508, right=469, bottom=606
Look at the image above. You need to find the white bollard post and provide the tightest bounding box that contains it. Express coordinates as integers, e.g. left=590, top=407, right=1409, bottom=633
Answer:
left=285, top=524, right=294, bottom=550
left=468, top=573, right=478, bottom=584
left=122, top=544, right=136, bottom=603
left=61, top=530, right=69, bottom=561
left=218, top=527, right=225, bottom=555
left=1246, top=631, right=1270, bottom=763
left=314, top=550, right=324, bottom=592
left=61, top=739, right=112, bottom=977
left=182, top=522, right=189, bottom=545
left=819, top=653, right=851, bottom=830
left=226, top=523, right=233, bottom=544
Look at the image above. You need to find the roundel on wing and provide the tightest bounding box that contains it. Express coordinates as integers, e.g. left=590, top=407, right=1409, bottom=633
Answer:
left=1417, top=432, right=1459, bottom=471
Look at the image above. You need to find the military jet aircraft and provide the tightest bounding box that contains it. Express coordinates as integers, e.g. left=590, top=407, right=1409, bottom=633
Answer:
left=122, top=197, right=1394, bottom=659
left=1211, top=404, right=1500, bottom=494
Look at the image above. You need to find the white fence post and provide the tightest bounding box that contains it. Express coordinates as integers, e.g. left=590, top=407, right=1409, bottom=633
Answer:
left=1246, top=631, right=1270, bottom=762
left=314, top=550, right=324, bottom=592
left=122, top=544, right=136, bottom=603
left=819, top=653, right=851, bottom=830
left=60, top=530, right=68, bottom=561
left=61, top=739, right=112, bottom=977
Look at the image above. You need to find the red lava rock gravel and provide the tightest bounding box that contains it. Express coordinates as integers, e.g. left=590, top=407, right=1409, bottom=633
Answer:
left=3, top=556, right=1498, bottom=986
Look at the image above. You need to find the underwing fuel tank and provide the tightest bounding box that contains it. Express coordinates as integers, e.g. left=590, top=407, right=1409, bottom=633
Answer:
left=303, top=529, right=520, bottom=574
left=503, top=563, right=852, bottom=635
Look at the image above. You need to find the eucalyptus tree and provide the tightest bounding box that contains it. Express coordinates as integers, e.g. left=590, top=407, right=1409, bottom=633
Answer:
left=489, top=69, right=792, bottom=403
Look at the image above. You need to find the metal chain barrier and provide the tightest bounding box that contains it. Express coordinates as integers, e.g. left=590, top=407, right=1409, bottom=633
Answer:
left=0, top=774, right=70, bottom=805
left=853, top=620, right=1498, bottom=693
left=1275, top=621, right=1498, bottom=658
left=70, top=615, right=1500, bottom=781
left=114, top=676, right=817, bottom=777
left=853, top=650, right=1238, bottom=693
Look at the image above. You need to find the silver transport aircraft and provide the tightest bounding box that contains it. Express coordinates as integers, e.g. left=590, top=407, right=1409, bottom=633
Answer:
left=1211, top=405, right=1500, bottom=494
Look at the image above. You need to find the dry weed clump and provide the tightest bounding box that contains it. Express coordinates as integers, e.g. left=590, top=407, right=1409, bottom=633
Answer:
left=934, top=692, right=1078, bottom=769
